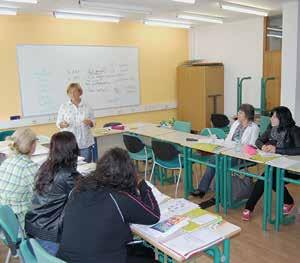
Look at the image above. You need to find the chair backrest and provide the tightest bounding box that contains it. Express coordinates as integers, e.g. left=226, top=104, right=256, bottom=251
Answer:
left=0, top=205, right=21, bottom=255
left=173, top=120, right=192, bottom=133
left=103, top=122, right=122, bottom=128
left=123, top=134, right=145, bottom=153
left=0, top=130, right=15, bottom=141
left=19, top=240, right=37, bottom=263
left=211, top=114, right=230, bottom=128
left=151, top=140, right=179, bottom=162
left=259, top=115, right=270, bottom=135
left=200, top=128, right=226, bottom=139
left=29, top=239, right=66, bottom=263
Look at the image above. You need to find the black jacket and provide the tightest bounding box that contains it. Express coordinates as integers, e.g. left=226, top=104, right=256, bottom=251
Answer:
left=25, top=167, right=80, bottom=242
left=256, top=126, right=300, bottom=155
left=57, top=180, right=160, bottom=263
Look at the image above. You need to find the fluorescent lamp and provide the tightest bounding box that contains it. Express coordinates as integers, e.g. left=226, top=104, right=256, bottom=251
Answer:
left=144, top=19, right=191, bottom=29
left=177, top=14, right=223, bottom=24
left=80, top=1, right=152, bottom=15
left=267, top=34, right=282, bottom=39
left=1, top=0, right=38, bottom=3
left=267, top=27, right=282, bottom=32
left=172, top=0, right=195, bottom=4
left=54, top=11, right=120, bottom=23
left=0, top=7, right=17, bottom=15
left=220, top=2, right=268, bottom=17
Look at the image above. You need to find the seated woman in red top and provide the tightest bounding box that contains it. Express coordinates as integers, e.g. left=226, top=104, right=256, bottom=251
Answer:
left=57, top=147, right=160, bottom=263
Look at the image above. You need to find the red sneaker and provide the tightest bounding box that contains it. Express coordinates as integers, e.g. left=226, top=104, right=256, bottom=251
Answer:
left=283, top=203, right=295, bottom=215
left=242, top=209, right=252, bottom=221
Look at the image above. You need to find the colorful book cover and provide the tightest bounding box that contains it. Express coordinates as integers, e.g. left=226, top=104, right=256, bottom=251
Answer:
left=150, top=215, right=188, bottom=236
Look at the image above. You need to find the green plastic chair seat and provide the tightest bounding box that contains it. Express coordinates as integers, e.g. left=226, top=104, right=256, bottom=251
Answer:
left=155, top=155, right=183, bottom=169
left=259, top=115, right=270, bottom=135
left=19, top=240, right=37, bottom=263
left=200, top=128, right=226, bottom=139
left=0, top=130, right=15, bottom=141
left=128, top=146, right=153, bottom=161
left=173, top=120, right=192, bottom=133
left=28, top=239, right=66, bottom=263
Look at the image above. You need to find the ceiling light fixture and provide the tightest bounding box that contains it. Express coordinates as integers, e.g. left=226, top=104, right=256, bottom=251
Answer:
left=79, top=0, right=152, bottom=15
left=177, top=14, right=223, bottom=24
left=220, top=1, right=268, bottom=17
left=144, top=19, right=191, bottom=29
left=53, top=11, right=120, bottom=23
left=0, top=7, right=17, bottom=15
left=1, top=0, right=37, bottom=3
left=172, top=0, right=195, bottom=4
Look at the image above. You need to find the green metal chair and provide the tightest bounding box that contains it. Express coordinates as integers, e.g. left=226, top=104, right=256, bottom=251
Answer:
left=24, top=239, right=66, bottom=263
left=200, top=128, right=226, bottom=139
left=0, top=130, right=15, bottom=141
left=19, top=239, right=37, bottom=263
left=150, top=140, right=182, bottom=198
left=123, top=134, right=153, bottom=180
left=259, top=115, right=270, bottom=136
left=0, top=205, right=24, bottom=263
left=173, top=120, right=192, bottom=133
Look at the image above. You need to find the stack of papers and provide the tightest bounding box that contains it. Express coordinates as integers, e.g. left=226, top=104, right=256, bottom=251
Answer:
left=162, top=228, right=223, bottom=259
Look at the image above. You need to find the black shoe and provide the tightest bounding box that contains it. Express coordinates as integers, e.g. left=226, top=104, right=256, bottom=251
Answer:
left=190, top=189, right=205, bottom=198
left=199, top=197, right=216, bottom=209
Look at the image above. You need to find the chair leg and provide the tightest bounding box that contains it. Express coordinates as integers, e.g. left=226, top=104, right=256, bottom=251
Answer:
left=150, top=163, right=156, bottom=183
left=5, top=249, right=11, bottom=263
left=175, top=169, right=182, bottom=198
left=194, top=164, right=199, bottom=186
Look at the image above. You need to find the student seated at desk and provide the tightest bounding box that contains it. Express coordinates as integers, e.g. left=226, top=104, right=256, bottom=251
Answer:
left=0, top=128, right=38, bottom=227
left=25, top=131, right=81, bottom=255
left=191, top=104, right=259, bottom=205
left=242, top=106, right=300, bottom=221
left=57, top=148, right=160, bottom=263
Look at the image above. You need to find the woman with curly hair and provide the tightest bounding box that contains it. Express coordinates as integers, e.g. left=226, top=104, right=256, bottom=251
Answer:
left=25, top=131, right=80, bottom=255
left=57, top=147, right=160, bottom=263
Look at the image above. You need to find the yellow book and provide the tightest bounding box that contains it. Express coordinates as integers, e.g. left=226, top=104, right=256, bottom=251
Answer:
left=191, top=143, right=220, bottom=153
left=182, top=208, right=222, bottom=233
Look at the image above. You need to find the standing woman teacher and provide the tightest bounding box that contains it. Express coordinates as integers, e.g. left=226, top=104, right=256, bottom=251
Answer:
left=56, top=83, right=95, bottom=162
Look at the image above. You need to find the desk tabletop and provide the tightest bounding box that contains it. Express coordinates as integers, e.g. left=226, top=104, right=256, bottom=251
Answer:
left=130, top=125, right=176, bottom=138
left=266, top=155, right=300, bottom=173
left=132, top=217, right=240, bottom=262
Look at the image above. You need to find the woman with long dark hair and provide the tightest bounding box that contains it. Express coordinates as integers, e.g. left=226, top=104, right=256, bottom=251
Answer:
left=242, top=106, right=300, bottom=220
left=57, top=147, right=160, bottom=263
left=25, top=131, right=80, bottom=255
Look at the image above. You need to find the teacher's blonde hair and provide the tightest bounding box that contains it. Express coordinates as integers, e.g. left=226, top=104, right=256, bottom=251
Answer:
left=67, top=83, right=83, bottom=96
left=7, top=128, right=37, bottom=155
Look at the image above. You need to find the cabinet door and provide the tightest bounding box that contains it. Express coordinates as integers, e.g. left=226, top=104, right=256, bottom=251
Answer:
left=177, top=66, right=206, bottom=131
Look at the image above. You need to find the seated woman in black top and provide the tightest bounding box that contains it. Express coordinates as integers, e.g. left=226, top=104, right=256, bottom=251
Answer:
left=242, top=106, right=300, bottom=221
left=25, top=131, right=80, bottom=255
left=57, top=147, right=160, bottom=263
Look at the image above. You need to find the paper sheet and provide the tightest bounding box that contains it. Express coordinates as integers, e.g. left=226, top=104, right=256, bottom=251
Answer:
left=267, top=157, right=300, bottom=169
left=162, top=228, right=223, bottom=258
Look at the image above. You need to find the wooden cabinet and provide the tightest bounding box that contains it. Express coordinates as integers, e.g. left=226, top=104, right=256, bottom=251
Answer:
left=177, top=63, right=224, bottom=132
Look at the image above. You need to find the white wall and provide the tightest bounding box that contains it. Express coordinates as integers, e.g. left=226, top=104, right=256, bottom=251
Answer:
left=189, top=18, right=264, bottom=117
left=281, top=1, right=300, bottom=125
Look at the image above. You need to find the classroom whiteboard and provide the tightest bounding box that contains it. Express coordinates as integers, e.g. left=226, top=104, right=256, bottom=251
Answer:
left=16, top=45, right=140, bottom=117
